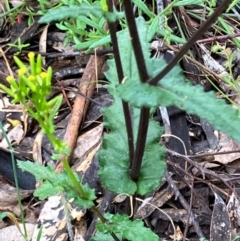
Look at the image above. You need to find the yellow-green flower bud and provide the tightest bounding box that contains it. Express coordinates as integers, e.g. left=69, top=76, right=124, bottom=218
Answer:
left=18, top=68, right=27, bottom=76
left=40, top=72, right=47, bottom=80
left=28, top=52, right=36, bottom=76
left=6, top=76, right=14, bottom=82
left=14, top=56, right=28, bottom=72
left=39, top=72, right=47, bottom=89
left=6, top=76, right=18, bottom=89
left=28, top=75, right=36, bottom=82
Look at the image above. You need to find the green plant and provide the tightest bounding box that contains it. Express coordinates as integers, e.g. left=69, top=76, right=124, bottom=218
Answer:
left=0, top=1, right=24, bottom=25
left=0, top=49, right=158, bottom=239
left=0, top=52, right=91, bottom=214
left=38, top=0, right=204, bottom=51
left=0, top=52, right=68, bottom=156
left=2, top=1, right=35, bottom=26
left=1, top=0, right=239, bottom=240
left=7, top=38, right=30, bottom=55
left=0, top=0, right=57, bottom=27
left=37, top=0, right=53, bottom=14
left=211, top=43, right=240, bottom=92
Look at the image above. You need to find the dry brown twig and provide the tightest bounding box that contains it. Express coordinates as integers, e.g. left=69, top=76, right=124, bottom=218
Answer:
left=55, top=53, right=105, bottom=172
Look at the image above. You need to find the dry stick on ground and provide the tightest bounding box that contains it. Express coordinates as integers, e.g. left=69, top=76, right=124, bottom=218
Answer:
left=197, top=32, right=240, bottom=44
left=55, top=54, right=105, bottom=172
left=165, top=170, right=205, bottom=238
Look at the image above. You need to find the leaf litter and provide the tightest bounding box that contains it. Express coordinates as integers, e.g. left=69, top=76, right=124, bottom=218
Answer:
left=0, top=1, right=240, bottom=241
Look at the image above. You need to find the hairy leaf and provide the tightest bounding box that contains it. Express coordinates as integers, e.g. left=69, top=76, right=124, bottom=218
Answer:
left=96, top=213, right=158, bottom=241
left=98, top=17, right=166, bottom=195
left=34, top=180, right=63, bottom=200
left=117, top=58, right=240, bottom=143
left=39, top=3, right=123, bottom=24
left=39, top=4, right=102, bottom=23
left=17, top=160, right=57, bottom=181
left=18, top=161, right=95, bottom=208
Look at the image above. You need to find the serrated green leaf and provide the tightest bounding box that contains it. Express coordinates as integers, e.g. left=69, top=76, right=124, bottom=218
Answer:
left=39, top=4, right=102, bottom=23
left=137, top=120, right=166, bottom=194
left=104, top=9, right=125, bottom=22
left=57, top=171, right=96, bottom=209
left=34, top=181, right=63, bottom=200
left=96, top=213, right=158, bottom=241
left=117, top=58, right=182, bottom=108
left=117, top=56, right=240, bottom=143
left=99, top=17, right=166, bottom=196
left=18, top=161, right=95, bottom=208
left=160, top=77, right=240, bottom=143
left=17, top=160, right=57, bottom=181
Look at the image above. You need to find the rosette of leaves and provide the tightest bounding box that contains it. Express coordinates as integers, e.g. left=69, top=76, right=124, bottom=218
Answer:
left=98, top=18, right=167, bottom=196
left=98, top=17, right=240, bottom=197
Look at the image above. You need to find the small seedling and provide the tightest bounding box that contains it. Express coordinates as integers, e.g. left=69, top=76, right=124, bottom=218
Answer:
left=7, top=38, right=30, bottom=55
